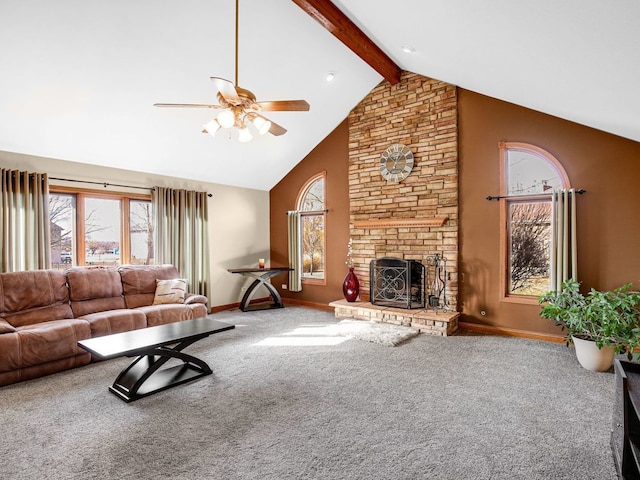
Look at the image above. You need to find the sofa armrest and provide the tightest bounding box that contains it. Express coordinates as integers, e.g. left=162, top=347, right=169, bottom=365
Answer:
left=0, top=319, right=16, bottom=334
left=184, top=293, right=208, bottom=305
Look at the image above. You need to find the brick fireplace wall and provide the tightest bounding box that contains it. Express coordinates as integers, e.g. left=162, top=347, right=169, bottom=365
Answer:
left=348, top=71, right=458, bottom=306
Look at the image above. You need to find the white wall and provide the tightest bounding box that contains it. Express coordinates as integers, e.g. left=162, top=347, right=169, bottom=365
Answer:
left=0, top=150, right=270, bottom=308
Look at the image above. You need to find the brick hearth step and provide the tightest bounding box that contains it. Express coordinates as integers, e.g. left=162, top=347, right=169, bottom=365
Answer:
left=329, top=299, right=459, bottom=336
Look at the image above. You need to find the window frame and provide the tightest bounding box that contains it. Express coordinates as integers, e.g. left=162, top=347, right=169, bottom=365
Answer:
left=49, top=186, right=152, bottom=267
left=498, top=142, right=570, bottom=304
left=296, top=171, right=327, bottom=286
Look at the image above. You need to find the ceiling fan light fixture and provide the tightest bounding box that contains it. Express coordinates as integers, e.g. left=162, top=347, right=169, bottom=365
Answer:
left=203, top=118, right=222, bottom=136
left=253, top=116, right=272, bottom=135
left=238, top=126, right=253, bottom=143
left=217, top=109, right=236, bottom=128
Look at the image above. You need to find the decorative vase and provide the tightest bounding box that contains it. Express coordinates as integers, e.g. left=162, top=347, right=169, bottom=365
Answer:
left=572, top=335, right=616, bottom=372
left=343, top=267, right=360, bottom=302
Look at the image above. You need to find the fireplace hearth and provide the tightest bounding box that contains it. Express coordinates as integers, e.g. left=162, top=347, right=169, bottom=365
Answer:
left=370, top=257, right=425, bottom=309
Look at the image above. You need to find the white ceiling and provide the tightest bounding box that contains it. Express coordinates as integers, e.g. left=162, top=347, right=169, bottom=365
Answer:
left=1, top=0, right=639, bottom=191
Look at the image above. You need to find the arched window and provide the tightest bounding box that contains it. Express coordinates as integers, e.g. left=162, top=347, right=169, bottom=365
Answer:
left=297, top=172, right=326, bottom=282
left=499, top=142, right=570, bottom=302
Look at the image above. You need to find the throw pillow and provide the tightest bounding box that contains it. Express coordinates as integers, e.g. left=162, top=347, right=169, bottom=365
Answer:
left=153, top=278, right=187, bottom=305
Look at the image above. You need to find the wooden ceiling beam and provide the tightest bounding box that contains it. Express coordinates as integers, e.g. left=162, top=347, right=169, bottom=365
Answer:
left=292, top=0, right=401, bottom=85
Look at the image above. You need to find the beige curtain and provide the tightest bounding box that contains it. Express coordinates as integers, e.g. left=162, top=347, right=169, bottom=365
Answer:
left=1, top=169, right=50, bottom=272
left=287, top=210, right=302, bottom=292
left=551, top=188, right=578, bottom=290
left=152, top=186, right=211, bottom=304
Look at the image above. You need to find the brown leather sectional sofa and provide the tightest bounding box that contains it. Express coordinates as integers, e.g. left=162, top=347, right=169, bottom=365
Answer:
left=0, top=264, right=208, bottom=387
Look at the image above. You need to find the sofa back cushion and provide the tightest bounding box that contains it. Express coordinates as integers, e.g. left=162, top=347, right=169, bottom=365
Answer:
left=118, top=264, right=181, bottom=308
left=0, top=270, right=73, bottom=327
left=66, top=267, right=126, bottom=317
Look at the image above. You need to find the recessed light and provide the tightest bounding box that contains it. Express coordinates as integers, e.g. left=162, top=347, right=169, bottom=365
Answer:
left=325, top=71, right=335, bottom=82
left=401, top=44, right=415, bottom=53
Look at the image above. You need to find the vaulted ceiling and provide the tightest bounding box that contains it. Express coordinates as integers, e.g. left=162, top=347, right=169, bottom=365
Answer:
left=1, top=0, right=638, bottom=191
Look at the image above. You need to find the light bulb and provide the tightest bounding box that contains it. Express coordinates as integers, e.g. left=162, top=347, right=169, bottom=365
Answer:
left=217, top=109, right=235, bottom=128
left=203, top=119, right=221, bottom=137
left=252, top=116, right=272, bottom=135
left=238, top=127, right=253, bottom=143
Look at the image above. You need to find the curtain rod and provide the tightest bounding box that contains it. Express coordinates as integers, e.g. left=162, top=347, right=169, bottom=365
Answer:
left=285, top=209, right=329, bottom=214
left=486, top=188, right=586, bottom=201
left=49, top=177, right=212, bottom=197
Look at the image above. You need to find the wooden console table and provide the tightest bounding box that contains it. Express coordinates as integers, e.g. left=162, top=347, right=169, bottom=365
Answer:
left=78, top=317, right=234, bottom=402
left=227, top=267, right=292, bottom=312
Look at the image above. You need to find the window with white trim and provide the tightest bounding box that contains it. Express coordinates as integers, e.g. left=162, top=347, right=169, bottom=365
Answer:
left=297, top=173, right=326, bottom=282
left=500, top=143, right=570, bottom=300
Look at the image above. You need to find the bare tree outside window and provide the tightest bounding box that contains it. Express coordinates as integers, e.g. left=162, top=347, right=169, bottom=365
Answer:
left=501, top=143, right=570, bottom=299
left=49, top=191, right=151, bottom=269
left=299, top=175, right=326, bottom=280
left=509, top=202, right=551, bottom=295
left=49, top=194, right=74, bottom=267
left=302, top=215, right=324, bottom=275
left=130, top=200, right=154, bottom=265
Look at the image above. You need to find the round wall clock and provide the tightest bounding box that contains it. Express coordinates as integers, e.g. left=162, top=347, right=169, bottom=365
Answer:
left=379, top=143, right=414, bottom=183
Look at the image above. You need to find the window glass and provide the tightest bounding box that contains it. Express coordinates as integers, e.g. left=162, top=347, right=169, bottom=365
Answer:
left=302, top=214, right=324, bottom=278
left=49, top=193, right=75, bottom=267
left=48, top=191, right=152, bottom=269
left=130, top=200, right=154, bottom=265
left=297, top=174, right=326, bottom=281
left=507, top=150, right=563, bottom=195
left=300, top=177, right=324, bottom=212
left=84, top=197, right=121, bottom=266
left=508, top=201, right=552, bottom=295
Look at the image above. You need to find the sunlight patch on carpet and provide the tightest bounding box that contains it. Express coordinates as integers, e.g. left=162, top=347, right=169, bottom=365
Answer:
left=253, top=320, right=418, bottom=347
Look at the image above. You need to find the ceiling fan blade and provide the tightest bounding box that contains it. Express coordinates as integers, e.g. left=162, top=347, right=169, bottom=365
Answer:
left=154, top=103, right=220, bottom=109
left=266, top=118, right=287, bottom=136
left=256, top=100, right=310, bottom=112
left=211, top=77, right=241, bottom=104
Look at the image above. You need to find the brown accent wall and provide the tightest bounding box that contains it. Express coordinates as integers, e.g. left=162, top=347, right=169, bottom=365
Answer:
left=269, top=119, right=351, bottom=305
left=270, top=80, right=640, bottom=337
left=459, top=89, right=640, bottom=334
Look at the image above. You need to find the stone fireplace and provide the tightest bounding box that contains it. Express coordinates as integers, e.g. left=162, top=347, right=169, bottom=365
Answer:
left=348, top=72, right=458, bottom=306
left=331, top=71, right=459, bottom=336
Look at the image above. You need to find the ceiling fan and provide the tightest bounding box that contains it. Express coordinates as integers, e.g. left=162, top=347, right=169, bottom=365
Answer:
left=154, top=0, right=310, bottom=142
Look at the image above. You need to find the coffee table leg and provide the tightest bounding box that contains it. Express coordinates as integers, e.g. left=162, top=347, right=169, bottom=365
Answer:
left=109, top=337, right=212, bottom=402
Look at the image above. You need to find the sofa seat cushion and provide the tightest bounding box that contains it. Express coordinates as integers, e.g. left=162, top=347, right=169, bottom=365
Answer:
left=0, top=319, right=91, bottom=371
left=135, top=304, right=199, bottom=327
left=78, top=309, right=147, bottom=337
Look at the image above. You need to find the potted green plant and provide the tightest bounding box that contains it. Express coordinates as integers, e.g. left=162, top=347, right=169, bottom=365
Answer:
left=539, top=279, right=640, bottom=371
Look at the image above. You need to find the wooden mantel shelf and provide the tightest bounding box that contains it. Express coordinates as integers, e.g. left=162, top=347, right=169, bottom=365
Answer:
left=353, top=217, right=448, bottom=229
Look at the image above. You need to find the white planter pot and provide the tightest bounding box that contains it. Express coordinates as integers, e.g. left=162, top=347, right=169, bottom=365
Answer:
left=572, top=335, right=616, bottom=372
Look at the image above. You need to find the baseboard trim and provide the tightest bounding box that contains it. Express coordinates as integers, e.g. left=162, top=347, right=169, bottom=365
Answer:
left=459, top=321, right=565, bottom=344
left=209, top=296, right=272, bottom=313
left=282, top=298, right=335, bottom=311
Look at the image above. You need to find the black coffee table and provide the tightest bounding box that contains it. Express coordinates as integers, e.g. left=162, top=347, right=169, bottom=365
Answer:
left=78, top=317, right=234, bottom=402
